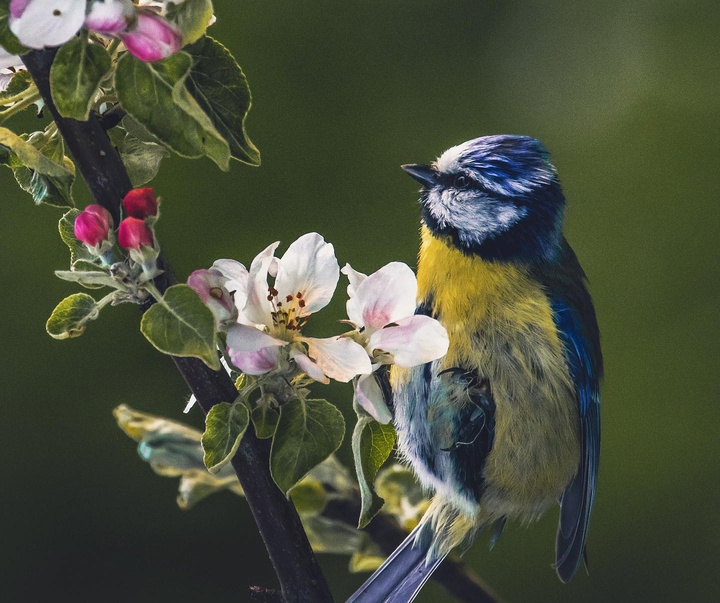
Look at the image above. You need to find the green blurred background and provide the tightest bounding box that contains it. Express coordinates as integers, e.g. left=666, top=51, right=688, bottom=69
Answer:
left=1, top=0, right=718, bottom=601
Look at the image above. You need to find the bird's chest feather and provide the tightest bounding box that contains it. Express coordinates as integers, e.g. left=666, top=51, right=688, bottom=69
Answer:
left=392, top=230, right=580, bottom=518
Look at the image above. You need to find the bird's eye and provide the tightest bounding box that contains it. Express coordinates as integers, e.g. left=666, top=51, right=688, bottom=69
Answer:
left=454, top=175, right=469, bottom=189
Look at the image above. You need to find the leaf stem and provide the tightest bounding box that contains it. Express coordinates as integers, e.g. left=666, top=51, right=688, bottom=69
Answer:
left=0, top=91, right=42, bottom=123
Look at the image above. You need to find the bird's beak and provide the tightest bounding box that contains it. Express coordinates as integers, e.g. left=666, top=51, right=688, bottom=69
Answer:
left=401, top=164, right=436, bottom=187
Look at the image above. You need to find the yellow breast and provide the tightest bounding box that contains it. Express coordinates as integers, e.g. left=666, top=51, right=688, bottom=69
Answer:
left=416, top=227, right=580, bottom=518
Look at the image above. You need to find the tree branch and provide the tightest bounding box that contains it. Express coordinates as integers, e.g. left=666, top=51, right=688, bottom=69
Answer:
left=22, top=48, right=334, bottom=603
left=323, top=498, right=501, bottom=603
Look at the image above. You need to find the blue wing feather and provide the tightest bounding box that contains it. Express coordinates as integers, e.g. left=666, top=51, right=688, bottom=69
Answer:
left=534, top=240, right=602, bottom=582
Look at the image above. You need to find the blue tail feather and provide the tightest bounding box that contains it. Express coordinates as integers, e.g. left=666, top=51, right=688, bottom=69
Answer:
left=347, top=525, right=445, bottom=603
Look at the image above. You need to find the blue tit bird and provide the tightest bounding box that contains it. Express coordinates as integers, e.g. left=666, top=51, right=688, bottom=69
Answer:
left=348, top=135, right=602, bottom=603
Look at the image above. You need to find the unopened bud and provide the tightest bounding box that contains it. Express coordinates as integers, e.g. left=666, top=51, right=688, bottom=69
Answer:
left=118, top=217, right=153, bottom=250
left=119, top=11, right=182, bottom=63
left=85, top=0, right=135, bottom=35
left=187, top=269, right=238, bottom=329
left=122, top=187, right=158, bottom=219
left=74, top=204, right=112, bottom=247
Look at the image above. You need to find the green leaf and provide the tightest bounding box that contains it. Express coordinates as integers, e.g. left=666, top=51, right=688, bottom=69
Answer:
left=270, top=398, right=345, bottom=495
left=119, top=133, right=170, bottom=186
left=46, top=293, right=99, bottom=339
left=177, top=470, right=243, bottom=510
left=202, top=400, right=250, bottom=473
left=185, top=36, right=260, bottom=166
left=303, top=515, right=365, bottom=556
left=251, top=403, right=279, bottom=439
left=140, top=284, right=221, bottom=370
left=0, top=127, right=75, bottom=207
left=0, top=2, right=28, bottom=55
left=166, top=0, right=214, bottom=45
left=49, top=36, right=111, bottom=121
left=54, top=270, right=117, bottom=289
left=289, top=479, right=327, bottom=515
left=352, top=410, right=396, bottom=528
left=115, top=51, right=230, bottom=170
left=375, top=465, right=429, bottom=531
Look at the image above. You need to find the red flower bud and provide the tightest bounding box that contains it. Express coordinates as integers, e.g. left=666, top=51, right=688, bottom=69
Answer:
left=119, top=11, right=182, bottom=63
left=74, top=204, right=112, bottom=247
left=122, top=187, right=158, bottom=219
left=118, top=217, right=154, bottom=250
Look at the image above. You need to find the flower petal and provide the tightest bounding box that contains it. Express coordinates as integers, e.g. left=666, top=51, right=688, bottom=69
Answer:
left=368, top=315, right=449, bottom=367
left=355, top=374, right=392, bottom=424
left=227, top=346, right=280, bottom=375
left=301, top=336, right=372, bottom=383
left=10, top=0, right=86, bottom=49
left=341, top=263, right=368, bottom=327
left=350, top=262, right=418, bottom=332
left=226, top=323, right=284, bottom=353
left=212, top=259, right=257, bottom=326
left=187, top=268, right=237, bottom=329
left=290, top=349, right=329, bottom=384
left=275, top=233, right=338, bottom=316
left=243, top=241, right=279, bottom=328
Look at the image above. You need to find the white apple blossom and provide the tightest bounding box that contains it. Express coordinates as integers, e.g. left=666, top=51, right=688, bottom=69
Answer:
left=220, top=233, right=372, bottom=384
left=9, top=0, right=87, bottom=50
left=341, top=262, right=449, bottom=423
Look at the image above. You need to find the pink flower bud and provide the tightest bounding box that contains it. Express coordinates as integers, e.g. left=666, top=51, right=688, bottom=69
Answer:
left=9, top=0, right=30, bottom=19
left=85, top=0, right=135, bottom=36
left=188, top=269, right=238, bottom=328
left=122, top=187, right=157, bottom=219
left=118, top=217, right=154, bottom=250
left=119, top=11, right=182, bottom=63
left=74, top=204, right=112, bottom=247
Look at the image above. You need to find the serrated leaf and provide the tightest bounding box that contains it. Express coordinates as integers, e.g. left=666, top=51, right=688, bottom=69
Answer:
left=0, top=127, right=75, bottom=207
left=202, top=400, right=250, bottom=473
left=115, top=51, right=230, bottom=170
left=289, top=479, right=327, bottom=515
left=46, top=293, right=99, bottom=339
left=120, top=133, right=170, bottom=186
left=0, top=2, right=27, bottom=55
left=50, top=36, right=111, bottom=120
left=185, top=36, right=260, bottom=166
left=166, top=0, right=214, bottom=45
left=141, top=284, right=221, bottom=369
left=270, top=398, right=345, bottom=495
left=352, top=409, right=396, bottom=528
left=54, top=270, right=117, bottom=289
left=251, top=403, right=279, bottom=439
left=303, top=515, right=365, bottom=556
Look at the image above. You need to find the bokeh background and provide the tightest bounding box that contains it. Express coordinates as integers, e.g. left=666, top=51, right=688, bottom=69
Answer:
left=1, top=1, right=718, bottom=601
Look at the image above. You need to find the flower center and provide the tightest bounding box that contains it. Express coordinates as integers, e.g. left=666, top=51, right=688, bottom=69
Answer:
left=266, top=287, right=308, bottom=333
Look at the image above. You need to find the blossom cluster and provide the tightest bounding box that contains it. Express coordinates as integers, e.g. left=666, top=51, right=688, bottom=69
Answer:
left=0, top=0, right=184, bottom=68
left=188, top=233, right=449, bottom=423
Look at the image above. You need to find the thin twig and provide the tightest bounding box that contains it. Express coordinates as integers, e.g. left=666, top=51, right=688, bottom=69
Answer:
left=21, top=48, right=333, bottom=603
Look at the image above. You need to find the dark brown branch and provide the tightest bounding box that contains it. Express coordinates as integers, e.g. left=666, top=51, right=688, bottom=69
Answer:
left=22, top=48, right=333, bottom=603
left=324, top=498, right=501, bottom=603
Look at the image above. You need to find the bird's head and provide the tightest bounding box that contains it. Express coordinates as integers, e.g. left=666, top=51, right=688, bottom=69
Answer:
left=403, top=135, right=566, bottom=262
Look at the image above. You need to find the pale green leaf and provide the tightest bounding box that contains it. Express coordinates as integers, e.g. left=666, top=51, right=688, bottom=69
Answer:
left=54, top=270, right=117, bottom=289
left=0, top=127, right=75, bottom=207
left=0, top=70, right=32, bottom=103
left=166, top=0, right=214, bottom=45
left=349, top=537, right=385, bottom=573
left=185, top=36, right=260, bottom=166
left=375, top=464, right=429, bottom=532
left=270, top=398, right=345, bottom=495
left=120, top=133, right=170, bottom=186
left=289, top=478, right=327, bottom=515
left=114, top=51, right=230, bottom=170
left=202, top=400, right=250, bottom=473
left=177, top=470, right=243, bottom=510
left=352, top=407, right=396, bottom=528
left=46, top=293, right=99, bottom=339
left=50, top=36, right=111, bottom=120
left=303, top=515, right=365, bottom=555
left=140, top=284, right=221, bottom=370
